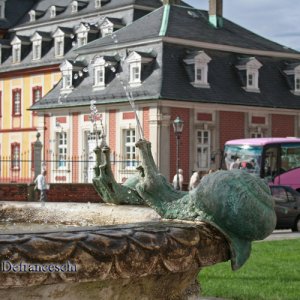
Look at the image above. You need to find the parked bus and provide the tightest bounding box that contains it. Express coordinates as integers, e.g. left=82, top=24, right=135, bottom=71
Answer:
left=224, top=137, right=300, bottom=191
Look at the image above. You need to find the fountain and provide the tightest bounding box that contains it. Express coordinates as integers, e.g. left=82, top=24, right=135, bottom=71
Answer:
left=0, top=134, right=276, bottom=299
left=0, top=34, right=276, bottom=299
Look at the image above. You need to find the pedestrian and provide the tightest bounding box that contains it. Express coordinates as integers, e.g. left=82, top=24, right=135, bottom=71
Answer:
left=34, top=170, right=48, bottom=203
left=173, top=169, right=184, bottom=190
left=189, top=170, right=200, bottom=190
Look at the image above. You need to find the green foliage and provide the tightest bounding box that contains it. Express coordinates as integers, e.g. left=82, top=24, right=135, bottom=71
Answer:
left=199, top=239, right=300, bottom=300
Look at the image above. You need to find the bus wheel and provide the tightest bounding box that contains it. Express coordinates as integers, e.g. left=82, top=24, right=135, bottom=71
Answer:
left=292, top=217, right=300, bottom=232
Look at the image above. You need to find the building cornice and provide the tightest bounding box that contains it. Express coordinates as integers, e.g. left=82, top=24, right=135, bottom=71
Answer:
left=162, top=37, right=300, bottom=59
left=0, top=127, right=37, bottom=133
left=9, top=5, right=155, bottom=32
left=0, top=64, right=60, bottom=78
left=76, top=36, right=300, bottom=60
left=75, top=37, right=163, bottom=55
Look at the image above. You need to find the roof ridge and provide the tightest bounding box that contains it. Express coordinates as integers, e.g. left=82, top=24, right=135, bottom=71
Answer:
left=159, top=4, right=170, bottom=37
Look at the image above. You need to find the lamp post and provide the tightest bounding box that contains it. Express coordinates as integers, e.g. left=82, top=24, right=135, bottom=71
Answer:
left=172, top=116, right=184, bottom=190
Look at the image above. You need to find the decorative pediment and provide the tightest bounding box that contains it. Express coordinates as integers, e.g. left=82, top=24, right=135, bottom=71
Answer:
left=52, top=27, right=73, bottom=38
left=30, top=31, right=52, bottom=42
left=11, top=35, right=31, bottom=46
left=236, top=57, right=262, bottom=71
left=127, top=51, right=154, bottom=64
left=60, top=60, right=74, bottom=71
left=184, top=51, right=211, bottom=65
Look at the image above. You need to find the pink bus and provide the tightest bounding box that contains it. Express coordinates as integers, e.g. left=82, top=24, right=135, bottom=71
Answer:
left=224, top=137, right=300, bottom=191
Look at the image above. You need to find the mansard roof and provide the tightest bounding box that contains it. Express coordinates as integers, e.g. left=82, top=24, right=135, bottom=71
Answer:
left=0, top=0, right=171, bottom=73
left=31, top=4, right=300, bottom=112
left=0, top=0, right=36, bottom=30
left=13, top=0, right=170, bottom=28
left=76, top=5, right=300, bottom=55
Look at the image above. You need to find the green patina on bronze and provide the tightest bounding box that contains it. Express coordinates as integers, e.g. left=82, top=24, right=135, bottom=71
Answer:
left=93, top=139, right=277, bottom=270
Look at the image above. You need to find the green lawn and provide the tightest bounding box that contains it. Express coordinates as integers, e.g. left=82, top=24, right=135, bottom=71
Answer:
left=198, top=239, right=300, bottom=300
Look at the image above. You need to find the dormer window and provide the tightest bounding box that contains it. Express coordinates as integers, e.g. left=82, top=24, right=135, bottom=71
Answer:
left=236, top=57, right=262, bottom=93
left=0, top=0, right=6, bottom=19
left=95, top=0, right=101, bottom=8
left=29, top=10, right=36, bottom=22
left=55, top=37, right=64, bottom=57
left=50, top=6, right=56, bottom=18
left=127, top=51, right=154, bottom=87
left=12, top=44, right=21, bottom=63
left=184, top=51, right=211, bottom=88
left=60, top=60, right=74, bottom=92
left=30, top=32, right=51, bottom=61
left=93, top=57, right=105, bottom=89
left=293, top=65, right=300, bottom=95
left=71, top=1, right=78, bottom=13
left=32, top=40, right=41, bottom=60
left=11, top=36, right=31, bottom=64
left=296, top=76, right=300, bottom=92
left=100, top=18, right=114, bottom=37
left=53, top=27, right=73, bottom=58
left=60, top=60, right=86, bottom=94
left=75, top=23, right=89, bottom=47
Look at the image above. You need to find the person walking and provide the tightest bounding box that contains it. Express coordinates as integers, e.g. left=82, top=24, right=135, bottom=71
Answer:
left=34, top=170, right=48, bottom=203
left=188, top=170, right=200, bottom=190
left=172, top=169, right=184, bottom=190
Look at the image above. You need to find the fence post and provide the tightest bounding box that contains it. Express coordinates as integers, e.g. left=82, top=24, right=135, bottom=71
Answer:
left=33, top=132, right=43, bottom=180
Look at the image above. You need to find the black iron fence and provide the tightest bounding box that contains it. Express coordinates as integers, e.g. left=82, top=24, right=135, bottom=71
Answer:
left=0, top=152, right=140, bottom=184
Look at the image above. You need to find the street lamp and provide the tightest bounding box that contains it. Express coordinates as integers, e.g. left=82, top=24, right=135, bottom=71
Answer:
left=173, top=116, right=184, bottom=190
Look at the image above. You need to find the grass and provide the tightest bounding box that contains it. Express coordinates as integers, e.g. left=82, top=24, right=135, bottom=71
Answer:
left=198, top=239, right=300, bottom=300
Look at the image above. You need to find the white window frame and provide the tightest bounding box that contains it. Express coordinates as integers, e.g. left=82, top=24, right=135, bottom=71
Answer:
left=56, top=132, right=67, bottom=169
left=55, top=36, right=64, bottom=57
left=127, top=51, right=153, bottom=87
left=296, top=76, right=300, bottom=92
left=62, top=71, right=72, bottom=89
left=246, top=69, right=259, bottom=91
left=29, top=10, right=35, bottom=22
left=12, top=43, right=21, bottom=64
left=92, top=57, right=106, bottom=89
left=123, top=129, right=137, bottom=169
left=95, top=0, right=101, bottom=8
left=100, top=19, right=114, bottom=37
left=196, top=129, right=211, bottom=170
left=32, top=40, right=41, bottom=60
left=0, top=0, right=5, bottom=19
left=184, top=51, right=211, bottom=88
left=295, top=68, right=300, bottom=94
left=13, top=90, right=21, bottom=115
left=245, top=59, right=262, bottom=92
left=130, top=62, right=141, bottom=85
left=71, top=1, right=78, bottom=13
left=101, top=25, right=113, bottom=37
left=77, top=32, right=88, bottom=47
left=50, top=6, right=56, bottom=18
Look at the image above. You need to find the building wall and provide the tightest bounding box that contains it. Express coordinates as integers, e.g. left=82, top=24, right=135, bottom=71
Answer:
left=0, top=70, right=61, bottom=182
left=169, top=107, right=190, bottom=185
left=219, top=111, right=245, bottom=148
left=271, top=114, right=295, bottom=137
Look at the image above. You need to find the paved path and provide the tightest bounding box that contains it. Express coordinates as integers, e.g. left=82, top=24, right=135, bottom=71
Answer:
left=264, top=229, right=300, bottom=241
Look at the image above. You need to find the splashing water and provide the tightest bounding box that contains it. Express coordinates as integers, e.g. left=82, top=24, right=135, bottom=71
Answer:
left=90, top=100, right=106, bottom=147
left=106, top=33, right=145, bottom=139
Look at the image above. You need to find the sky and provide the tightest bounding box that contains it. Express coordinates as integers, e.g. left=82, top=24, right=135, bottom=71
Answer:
left=186, top=0, right=300, bottom=51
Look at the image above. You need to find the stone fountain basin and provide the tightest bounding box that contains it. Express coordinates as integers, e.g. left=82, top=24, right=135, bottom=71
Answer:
left=0, top=201, right=230, bottom=300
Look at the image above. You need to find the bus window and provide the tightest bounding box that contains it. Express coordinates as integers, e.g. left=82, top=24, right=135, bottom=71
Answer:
left=224, top=145, right=262, bottom=175
left=280, top=143, right=300, bottom=171
left=263, top=146, right=278, bottom=179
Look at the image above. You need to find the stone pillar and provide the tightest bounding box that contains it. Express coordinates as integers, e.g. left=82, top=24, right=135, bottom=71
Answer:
left=33, top=132, right=43, bottom=180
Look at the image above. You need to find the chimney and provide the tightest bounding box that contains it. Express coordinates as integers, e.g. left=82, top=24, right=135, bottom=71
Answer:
left=209, top=0, right=223, bottom=28
left=161, top=0, right=181, bottom=5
